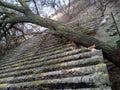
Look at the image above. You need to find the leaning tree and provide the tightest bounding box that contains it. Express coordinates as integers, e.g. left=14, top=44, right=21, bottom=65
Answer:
left=0, top=0, right=120, bottom=67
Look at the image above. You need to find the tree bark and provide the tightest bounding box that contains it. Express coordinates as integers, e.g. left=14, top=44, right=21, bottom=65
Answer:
left=50, top=27, right=120, bottom=68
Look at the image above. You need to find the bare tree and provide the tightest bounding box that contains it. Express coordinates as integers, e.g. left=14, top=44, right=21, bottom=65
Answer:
left=94, top=0, right=110, bottom=17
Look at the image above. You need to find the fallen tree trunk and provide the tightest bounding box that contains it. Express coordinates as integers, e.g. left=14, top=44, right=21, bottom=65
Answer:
left=50, top=27, right=120, bottom=68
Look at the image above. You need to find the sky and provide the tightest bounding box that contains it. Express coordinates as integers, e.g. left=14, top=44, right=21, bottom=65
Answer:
left=3, top=0, right=72, bottom=33
left=5, top=0, right=71, bottom=17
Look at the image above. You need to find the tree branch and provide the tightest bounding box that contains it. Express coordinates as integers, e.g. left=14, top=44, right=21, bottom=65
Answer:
left=4, top=16, right=31, bottom=24
left=18, top=0, right=30, bottom=10
left=13, top=26, right=26, bottom=40
left=0, top=16, right=30, bottom=31
left=0, top=0, right=25, bottom=13
left=32, top=0, right=40, bottom=15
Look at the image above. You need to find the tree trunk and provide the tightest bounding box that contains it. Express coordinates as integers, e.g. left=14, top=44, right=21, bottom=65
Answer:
left=51, top=29, right=120, bottom=68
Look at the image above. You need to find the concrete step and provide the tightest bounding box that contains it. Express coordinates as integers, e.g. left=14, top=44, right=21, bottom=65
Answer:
left=0, top=49, right=101, bottom=73
left=107, top=64, right=116, bottom=71
left=38, top=42, right=65, bottom=51
left=36, top=43, right=75, bottom=55
left=0, top=43, right=73, bottom=66
left=0, top=52, right=103, bottom=78
left=0, top=46, right=74, bottom=70
left=0, top=42, right=64, bottom=64
left=104, top=60, right=117, bottom=71
left=15, top=42, right=65, bottom=59
left=0, top=63, right=107, bottom=83
left=0, top=47, right=89, bottom=70
left=0, top=40, right=111, bottom=90
left=0, top=73, right=110, bottom=90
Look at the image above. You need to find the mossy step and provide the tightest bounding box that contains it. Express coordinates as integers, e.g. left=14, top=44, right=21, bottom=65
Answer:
left=15, top=43, right=65, bottom=59
left=0, top=47, right=89, bottom=70
left=17, top=43, right=73, bottom=60
left=0, top=47, right=73, bottom=71
left=104, top=60, right=109, bottom=63
left=106, top=62, right=114, bottom=66
left=0, top=50, right=101, bottom=73
left=38, top=42, right=65, bottom=51
left=0, top=43, right=64, bottom=64
left=1, top=73, right=110, bottom=89
left=39, top=42, right=63, bottom=49
left=0, top=44, right=74, bottom=67
left=107, top=64, right=116, bottom=71
left=19, top=44, right=73, bottom=61
left=0, top=55, right=103, bottom=79
left=0, top=47, right=73, bottom=69
left=0, top=84, right=111, bottom=90
left=0, top=83, right=8, bottom=90
left=15, top=51, right=37, bottom=60
left=36, top=43, right=74, bottom=55
left=0, top=63, right=107, bottom=84
left=75, top=87, right=111, bottom=90
left=0, top=51, right=37, bottom=66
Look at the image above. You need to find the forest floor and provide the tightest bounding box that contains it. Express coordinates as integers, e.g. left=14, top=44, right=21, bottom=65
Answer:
left=95, top=13, right=120, bottom=90
left=95, top=13, right=120, bottom=48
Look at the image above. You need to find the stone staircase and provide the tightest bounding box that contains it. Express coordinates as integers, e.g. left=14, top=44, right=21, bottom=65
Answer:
left=0, top=35, right=111, bottom=89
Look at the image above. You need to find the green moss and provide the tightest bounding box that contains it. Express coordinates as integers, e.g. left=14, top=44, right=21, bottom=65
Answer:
left=81, top=28, right=89, bottom=33
left=58, top=25, right=66, bottom=30
left=97, top=64, right=105, bottom=70
left=15, top=66, right=24, bottom=69
left=0, top=83, right=8, bottom=87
